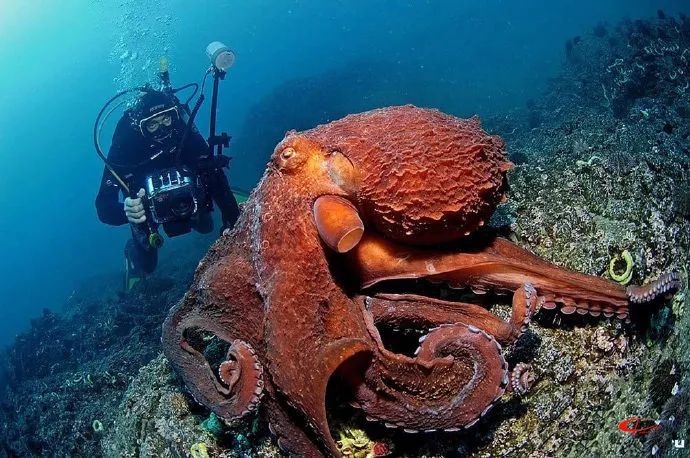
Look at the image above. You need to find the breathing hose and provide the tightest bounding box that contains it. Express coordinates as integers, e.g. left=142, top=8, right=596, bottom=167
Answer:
left=93, top=87, right=149, bottom=194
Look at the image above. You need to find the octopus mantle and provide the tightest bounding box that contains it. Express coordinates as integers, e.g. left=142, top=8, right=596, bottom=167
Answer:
left=162, top=105, right=679, bottom=457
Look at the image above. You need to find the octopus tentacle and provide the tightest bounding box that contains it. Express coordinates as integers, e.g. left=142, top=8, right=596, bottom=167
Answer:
left=162, top=300, right=264, bottom=421
left=162, top=237, right=266, bottom=423
left=350, top=233, right=629, bottom=312
left=366, top=295, right=517, bottom=346
left=508, top=284, right=539, bottom=339
left=364, top=283, right=539, bottom=346
left=264, top=383, right=324, bottom=458
left=350, top=233, right=679, bottom=321
left=509, top=362, right=535, bottom=395
left=217, top=340, right=264, bottom=418
left=626, top=271, right=681, bottom=304
left=354, top=322, right=508, bottom=432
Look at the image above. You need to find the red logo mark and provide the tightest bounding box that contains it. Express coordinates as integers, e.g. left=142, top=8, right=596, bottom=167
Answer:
left=618, top=417, right=661, bottom=437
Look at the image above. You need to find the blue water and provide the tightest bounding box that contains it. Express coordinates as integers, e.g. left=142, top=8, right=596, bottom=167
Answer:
left=0, top=0, right=687, bottom=347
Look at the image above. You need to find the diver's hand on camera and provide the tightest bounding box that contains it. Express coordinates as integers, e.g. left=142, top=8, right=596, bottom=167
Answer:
left=124, top=188, right=147, bottom=224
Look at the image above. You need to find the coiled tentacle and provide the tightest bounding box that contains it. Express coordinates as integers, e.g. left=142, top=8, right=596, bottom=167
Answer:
left=509, top=362, right=535, bottom=395
left=162, top=299, right=264, bottom=421
left=161, top=220, right=266, bottom=422
left=353, top=322, right=508, bottom=432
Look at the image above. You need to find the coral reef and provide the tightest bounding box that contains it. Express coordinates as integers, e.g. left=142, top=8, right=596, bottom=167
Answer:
left=495, top=12, right=690, bottom=457
left=643, top=381, right=690, bottom=457
left=0, top=249, right=203, bottom=456
left=648, top=359, right=681, bottom=410
left=556, top=13, right=690, bottom=119
left=100, top=355, right=220, bottom=457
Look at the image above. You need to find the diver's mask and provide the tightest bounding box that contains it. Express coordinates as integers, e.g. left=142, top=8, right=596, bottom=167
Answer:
left=139, top=106, right=180, bottom=142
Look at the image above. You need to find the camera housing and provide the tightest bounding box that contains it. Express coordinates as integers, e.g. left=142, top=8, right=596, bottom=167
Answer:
left=145, top=167, right=200, bottom=224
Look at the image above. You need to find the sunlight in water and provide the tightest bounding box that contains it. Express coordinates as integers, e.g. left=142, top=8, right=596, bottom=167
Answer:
left=0, top=0, right=56, bottom=41
left=0, top=1, right=25, bottom=36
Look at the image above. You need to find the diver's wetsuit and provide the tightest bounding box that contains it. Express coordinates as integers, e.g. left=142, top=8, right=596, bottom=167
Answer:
left=95, top=111, right=240, bottom=275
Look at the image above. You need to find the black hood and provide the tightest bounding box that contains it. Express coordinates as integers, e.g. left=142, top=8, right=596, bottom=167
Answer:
left=129, top=90, right=177, bottom=125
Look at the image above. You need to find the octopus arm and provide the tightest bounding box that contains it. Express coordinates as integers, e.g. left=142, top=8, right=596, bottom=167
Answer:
left=350, top=233, right=646, bottom=318
left=263, top=382, right=325, bottom=458
left=353, top=322, right=509, bottom=432
left=267, top=331, right=373, bottom=458
left=162, top=298, right=264, bottom=420
left=162, top=242, right=266, bottom=422
left=626, top=272, right=681, bottom=304
left=364, top=283, right=539, bottom=346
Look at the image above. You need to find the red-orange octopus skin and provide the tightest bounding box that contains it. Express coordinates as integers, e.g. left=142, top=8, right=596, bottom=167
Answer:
left=299, top=105, right=513, bottom=245
left=162, top=105, right=679, bottom=458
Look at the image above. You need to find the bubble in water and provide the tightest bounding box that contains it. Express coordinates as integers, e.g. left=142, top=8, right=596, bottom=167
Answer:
left=108, top=1, right=179, bottom=90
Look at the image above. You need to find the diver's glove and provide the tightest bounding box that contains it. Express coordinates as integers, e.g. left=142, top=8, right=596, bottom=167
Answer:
left=124, top=188, right=147, bottom=224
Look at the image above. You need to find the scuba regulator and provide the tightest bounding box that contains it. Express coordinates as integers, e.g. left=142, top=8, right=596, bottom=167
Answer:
left=94, top=42, right=237, bottom=249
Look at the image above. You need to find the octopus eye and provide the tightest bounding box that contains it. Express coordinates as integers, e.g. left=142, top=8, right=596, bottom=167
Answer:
left=281, top=148, right=295, bottom=159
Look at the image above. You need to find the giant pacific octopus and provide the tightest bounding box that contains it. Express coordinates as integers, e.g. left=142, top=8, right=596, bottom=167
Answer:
left=162, top=105, right=680, bottom=457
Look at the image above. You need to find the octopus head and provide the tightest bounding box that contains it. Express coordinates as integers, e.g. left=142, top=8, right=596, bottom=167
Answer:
left=268, top=106, right=512, bottom=253
left=270, top=131, right=360, bottom=197
left=269, top=131, right=364, bottom=253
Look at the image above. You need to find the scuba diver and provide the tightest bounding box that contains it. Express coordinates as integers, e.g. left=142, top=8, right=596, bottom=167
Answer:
left=94, top=45, right=241, bottom=290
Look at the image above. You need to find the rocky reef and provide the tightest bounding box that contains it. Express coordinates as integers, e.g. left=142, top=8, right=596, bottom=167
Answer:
left=489, top=12, right=690, bottom=457
left=2, top=13, right=689, bottom=458
left=0, top=249, right=204, bottom=457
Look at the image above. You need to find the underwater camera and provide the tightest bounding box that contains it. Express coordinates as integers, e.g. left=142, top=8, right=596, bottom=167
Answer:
left=145, top=167, right=200, bottom=224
